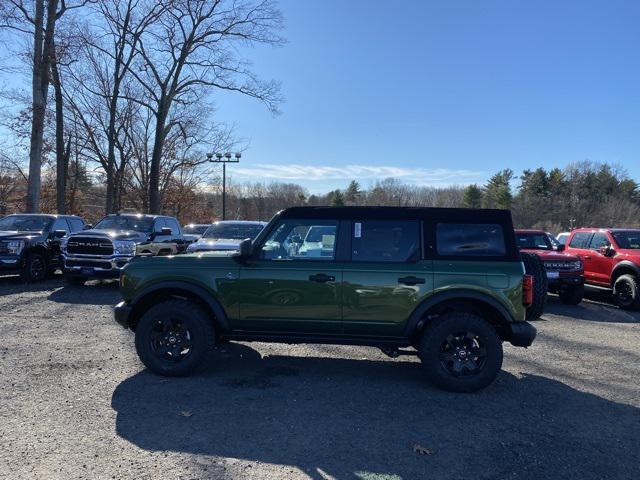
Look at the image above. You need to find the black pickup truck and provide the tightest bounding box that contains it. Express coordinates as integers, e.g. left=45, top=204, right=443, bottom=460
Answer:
left=0, top=214, right=86, bottom=282
left=61, top=213, right=188, bottom=285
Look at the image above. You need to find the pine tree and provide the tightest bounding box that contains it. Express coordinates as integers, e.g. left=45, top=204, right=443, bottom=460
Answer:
left=462, top=184, right=483, bottom=208
left=482, top=169, right=513, bottom=209
left=345, top=180, right=361, bottom=204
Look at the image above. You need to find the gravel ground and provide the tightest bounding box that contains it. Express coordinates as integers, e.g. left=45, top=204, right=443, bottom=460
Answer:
left=0, top=274, right=639, bottom=480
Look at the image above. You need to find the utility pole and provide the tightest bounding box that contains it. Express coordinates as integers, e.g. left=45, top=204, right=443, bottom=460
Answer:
left=207, top=152, right=241, bottom=220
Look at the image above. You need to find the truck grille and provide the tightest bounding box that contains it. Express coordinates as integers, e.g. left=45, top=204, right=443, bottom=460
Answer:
left=67, top=237, right=113, bottom=256
left=543, top=260, right=581, bottom=272
left=65, top=259, right=113, bottom=270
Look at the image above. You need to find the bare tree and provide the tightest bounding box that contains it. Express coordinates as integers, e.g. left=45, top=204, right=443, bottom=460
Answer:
left=127, top=0, right=284, bottom=213
left=0, top=0, right=88, bottom=212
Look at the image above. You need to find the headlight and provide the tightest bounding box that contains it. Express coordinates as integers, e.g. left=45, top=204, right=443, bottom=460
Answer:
left=5, top=240, right=24, bottom=255
left=113, top=240, right=136, bottom=255
left=60, top=237, right=69, bottom=252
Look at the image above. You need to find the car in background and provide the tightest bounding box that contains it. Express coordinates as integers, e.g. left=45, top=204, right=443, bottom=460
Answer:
left=565, top=228, right=640, bottom=309
left=61, top=213, right=188, bottom=285
left=186, top=220, right=266, bottom=253
left=182, top=223, right=211, bottom=243
left=556, top=232, right=570, bottom=246
left=515, top=229, right=584, bottom=304
left=0, top=214, right=86, bottom=282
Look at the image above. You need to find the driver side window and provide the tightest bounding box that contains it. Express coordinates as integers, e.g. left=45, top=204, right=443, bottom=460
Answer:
left=259, top=220, right=338, bottom=261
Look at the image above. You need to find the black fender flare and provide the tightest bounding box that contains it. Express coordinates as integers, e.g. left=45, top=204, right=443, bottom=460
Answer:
left=130, top=280, right=230, bottom=330
left=403, top=289, right=514, bottom=337
left=611, top=261, right=640, bottom=284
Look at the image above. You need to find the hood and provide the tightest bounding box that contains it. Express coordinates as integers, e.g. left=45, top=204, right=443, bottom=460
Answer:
left=520, top=248, right=579, bottom=261
left=0, top=230, right=45, bottom=241
left=70, top=229, right=149, bottom=242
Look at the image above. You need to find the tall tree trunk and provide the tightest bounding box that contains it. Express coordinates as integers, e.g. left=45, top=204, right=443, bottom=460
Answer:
left=26, top=0, right=59, bottom=213
left=148, top=101, right=168, bottom=214
left=51, top=48, right=67, bottom=214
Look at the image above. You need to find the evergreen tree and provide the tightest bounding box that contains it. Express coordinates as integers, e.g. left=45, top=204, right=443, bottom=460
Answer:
left=462, top=184, right=482, bottom=208
left=482, top=169, right=513, bottom=209
left=345, top=180, right=361, bottom=204
left=329, top=189, right=345, bottom=206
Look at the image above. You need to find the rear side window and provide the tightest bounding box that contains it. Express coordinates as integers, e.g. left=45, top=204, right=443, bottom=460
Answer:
left=164, top=217, right=181, bottom=234
left=351, top=220, right=420, bottom=262
left=569, top=232, right=591, bottom=248
left=436, top=223, right=505, bottom=257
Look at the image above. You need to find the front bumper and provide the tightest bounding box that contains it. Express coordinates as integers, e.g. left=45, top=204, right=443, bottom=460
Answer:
left=546, top=272, right=584, bottom=291
left=114, top=301, right=133, bottom=328
left=0, top=255, right=21, bottom=271
left=62, top=253, right=134, bottom=278
left=507, top=321, right=537, bottom=347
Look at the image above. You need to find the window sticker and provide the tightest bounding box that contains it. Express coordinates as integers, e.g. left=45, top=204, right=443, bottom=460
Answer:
left=354, top=222, right=362, bottom=238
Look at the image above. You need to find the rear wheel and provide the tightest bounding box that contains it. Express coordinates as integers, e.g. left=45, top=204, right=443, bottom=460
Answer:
left=521, top=252, right=548, bottom=320
left=613, top=274, right=640, bottom=310
left=20, top=253, right=47, bottom=283
left=559, top=285, right=584, bottom=305
left=418, top=312, right=503, bottom=393
left=135, top=299, right=215, bottom=376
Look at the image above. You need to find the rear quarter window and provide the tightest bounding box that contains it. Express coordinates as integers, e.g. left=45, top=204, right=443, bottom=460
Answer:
left=436, top=223, right=506, bottom=257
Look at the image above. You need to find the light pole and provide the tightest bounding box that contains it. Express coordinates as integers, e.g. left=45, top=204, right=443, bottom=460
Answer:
left=207, top=152, right=241, bottom=220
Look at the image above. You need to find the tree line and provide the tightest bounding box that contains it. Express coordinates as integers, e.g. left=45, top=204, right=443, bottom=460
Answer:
left=0, top=0, right=284, bottom=214
left=1, top=153, right=638, bottom=231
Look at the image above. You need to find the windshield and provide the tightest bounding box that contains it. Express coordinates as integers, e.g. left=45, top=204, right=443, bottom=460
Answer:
left=612, top=231, right=640, bottom=250
left=94, top=216, right=154, bottom=233
left=0, top=215, right=52, bottom=232
left=203, top=223, right=263, bottom=240
left=184, top=225, right=209, bottom=235
left=516, top=232, right=553, bottom=250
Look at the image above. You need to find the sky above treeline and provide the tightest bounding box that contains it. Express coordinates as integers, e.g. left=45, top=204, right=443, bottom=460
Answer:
left=213, top=0, right=640, bottom=193
left=1, top=0, right=638, bottom=194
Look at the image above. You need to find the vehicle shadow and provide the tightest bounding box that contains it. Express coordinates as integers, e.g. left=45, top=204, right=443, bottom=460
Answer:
left=545, top=293, right=640, bottom=324
left=0, top=274, right=62, bottom=293
left=112, top=343, right=640, bottom=480
left=47, top=280, right=121, bottom=306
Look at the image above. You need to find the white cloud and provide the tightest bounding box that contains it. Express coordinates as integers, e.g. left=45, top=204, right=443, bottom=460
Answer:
left=231, top=163, right=486, bottom=186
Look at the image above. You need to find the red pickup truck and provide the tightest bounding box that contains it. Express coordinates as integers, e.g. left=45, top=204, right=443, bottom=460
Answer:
left=564, top=228, right=640, bottom=309
left=515, top=229, right=584, bottom=304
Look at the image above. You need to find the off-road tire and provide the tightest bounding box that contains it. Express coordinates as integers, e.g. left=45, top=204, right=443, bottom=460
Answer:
left=521, top=251, right=548, bottom=321
left=63, top=276, right=87, bottom=286
left=19, top=253, right=47, bottom=283
left=418, top=312, right=503, bottom=393
left=613, top=274, right=640, bottom=310
left=135, top=299, right=215, bottom=376
left=559, top=285, right=584, bottom=305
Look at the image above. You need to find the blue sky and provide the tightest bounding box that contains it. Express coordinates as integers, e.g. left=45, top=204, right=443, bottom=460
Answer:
left=214, top=0, right=640, bottom=193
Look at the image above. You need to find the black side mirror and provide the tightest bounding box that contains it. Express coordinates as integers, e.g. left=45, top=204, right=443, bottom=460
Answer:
left=238, top=238, right=252, bottom=258
left=83, top=224, right=93, bottom=230
left=161, top=227, right=172, bottom=236
left=52, top=229, right=67, bottom=238
left=556, top=244, right=565, bottom=252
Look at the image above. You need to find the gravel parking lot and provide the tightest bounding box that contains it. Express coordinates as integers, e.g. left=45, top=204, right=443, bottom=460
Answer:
left=1, top=275, right=639, bottom=480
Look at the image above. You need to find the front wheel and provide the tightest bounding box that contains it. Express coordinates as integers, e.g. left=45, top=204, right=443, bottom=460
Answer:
left=418, top=312, right=503, bottom=393
left=20, top=253, right=47, bottom=283
left=614, top=274, right=640, bottom=310
left=135, top=299, right=215, bottom=376
left=559, top=285, right=584, bottom=305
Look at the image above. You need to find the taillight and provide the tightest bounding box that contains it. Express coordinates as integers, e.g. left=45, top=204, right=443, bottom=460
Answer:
left=523, top=274, right=534, bottom=306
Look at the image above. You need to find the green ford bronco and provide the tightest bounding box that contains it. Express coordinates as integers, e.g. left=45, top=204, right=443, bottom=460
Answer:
left=114, top=206, right=536, bottom=392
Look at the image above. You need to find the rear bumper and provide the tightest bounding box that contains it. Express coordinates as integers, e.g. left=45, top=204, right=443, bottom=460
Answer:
left=507, top=321, right=537, bottom=347
left=114, top=301, right=132, bottom=328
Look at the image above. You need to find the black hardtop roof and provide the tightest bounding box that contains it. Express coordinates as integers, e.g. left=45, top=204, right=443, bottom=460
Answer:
left=107, top=213, right=165, bottom=219
left=278, top=206, right=513, bottom=222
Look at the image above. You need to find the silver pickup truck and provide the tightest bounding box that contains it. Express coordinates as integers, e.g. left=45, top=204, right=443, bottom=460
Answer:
left=61, top=213, right=188, bottom=285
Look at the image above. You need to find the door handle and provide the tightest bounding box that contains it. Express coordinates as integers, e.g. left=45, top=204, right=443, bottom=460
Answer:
left=398, top=276, right=426, bottom=286
left=309, top=273, right=335, bottom=283
left=583, top=255, right=592, bottom=260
